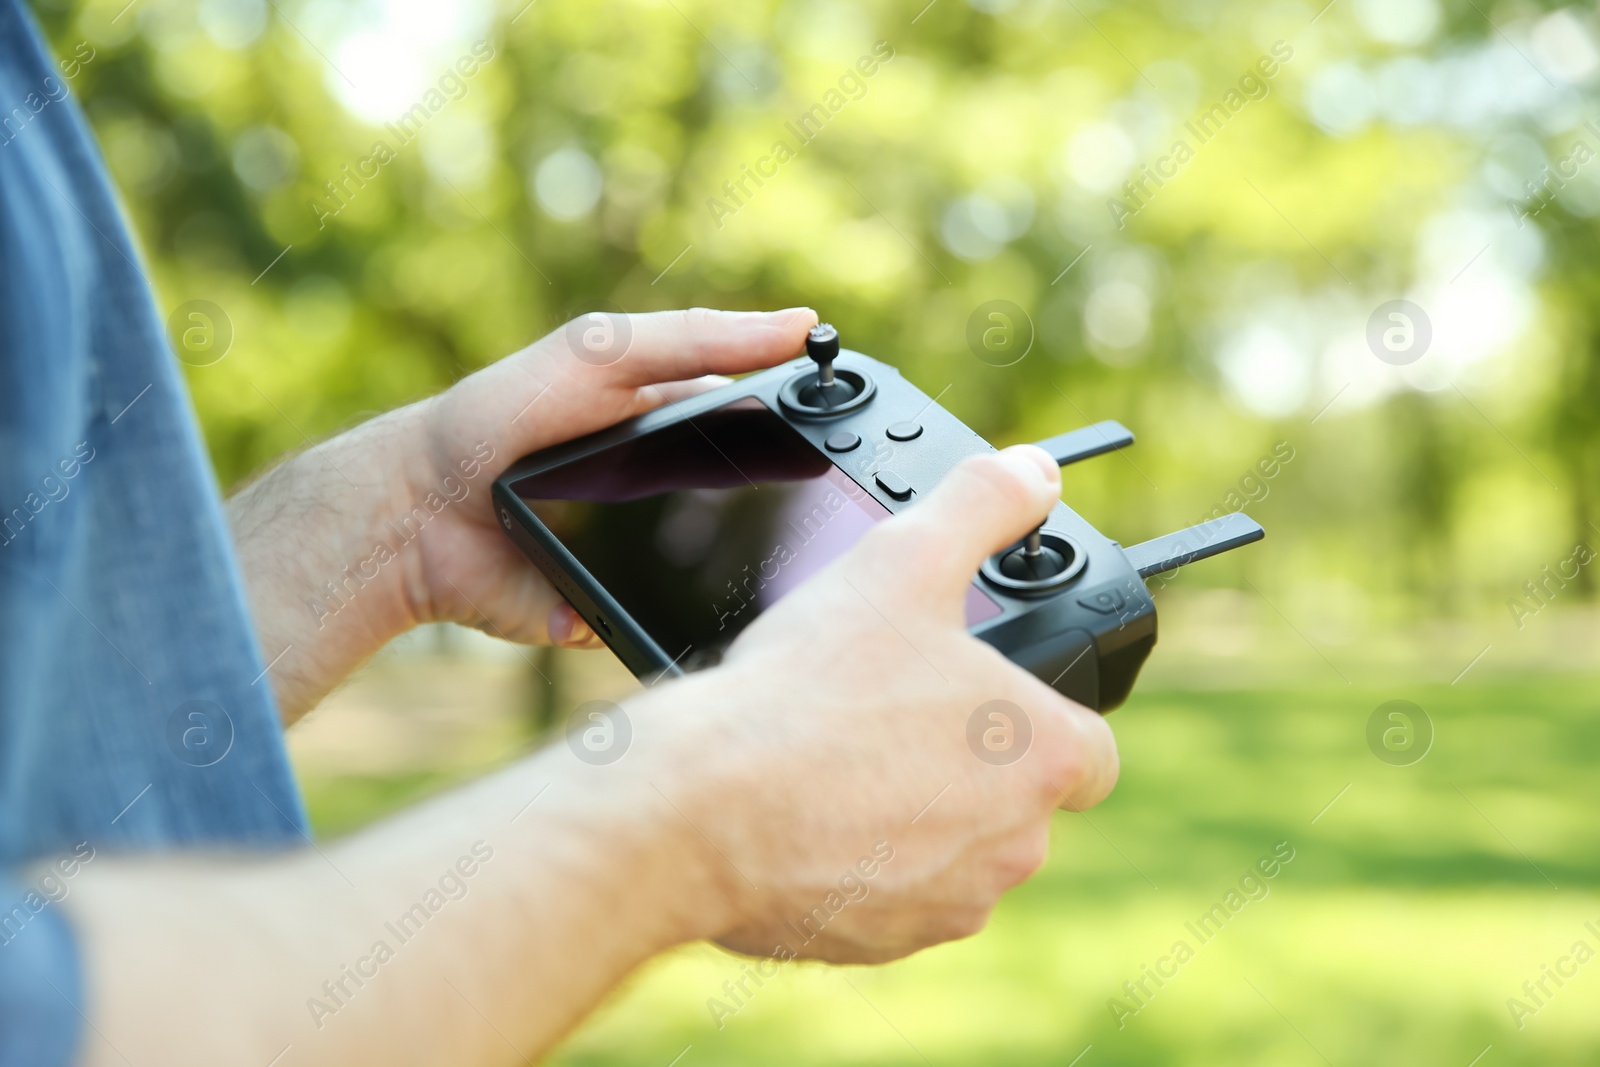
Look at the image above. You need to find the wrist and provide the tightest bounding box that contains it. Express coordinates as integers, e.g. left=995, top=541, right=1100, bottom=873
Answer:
left=616, top=670, right=768, bottom=946
left=227, top=402, right=434, bottom=718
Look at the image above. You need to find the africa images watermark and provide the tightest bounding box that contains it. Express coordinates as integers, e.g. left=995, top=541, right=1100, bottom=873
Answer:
left=1108, top=41, right=1293, bottom=230
left=1143, top=439, right=1294, bottom=594
left=1508, top=119, right=1600, bottom=230
left=306, top=840, right=495, bottom=1029
left=306, top=442, right=496, bottom=628
left=1505, top=918, right=1600, bottom=1030
left=711, top=469, right=873, bottom=632
left=1506, top=541, right=1594, bottom=630
left=0, top=441, right=97, bottom=549
left=0, top=39, right=95, bottom=149
left=705, top=840, right=895, bottom=1030
left=0, top=841, right=96, bottom=950
left=706, top=41, right=895, bottom=229
left=309, top=40, right=496, bottom=229
left=1107, top=840, right=1297, bottom=1030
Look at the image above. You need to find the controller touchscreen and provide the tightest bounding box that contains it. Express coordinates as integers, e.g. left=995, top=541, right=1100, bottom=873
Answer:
left=512, top=396, right=1001, bottom=667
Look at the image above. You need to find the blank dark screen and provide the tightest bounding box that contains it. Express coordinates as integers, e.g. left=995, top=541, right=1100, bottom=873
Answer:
left=513, top=398, right=1000, bottom=669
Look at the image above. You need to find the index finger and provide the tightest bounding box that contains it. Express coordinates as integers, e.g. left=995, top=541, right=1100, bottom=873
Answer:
left=599, top=307, right=819, bottom=386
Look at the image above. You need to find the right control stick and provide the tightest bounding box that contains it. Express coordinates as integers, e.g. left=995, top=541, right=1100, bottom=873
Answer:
left=1000, top=524, right=1070, bottom=582
left=981, top=523, right=1085, bottom=594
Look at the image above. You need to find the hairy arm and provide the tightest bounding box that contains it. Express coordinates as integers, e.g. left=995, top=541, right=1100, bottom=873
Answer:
left=63, top=447, right=1117, bottom=1066
left=63, top=687, right=727, bottom=1066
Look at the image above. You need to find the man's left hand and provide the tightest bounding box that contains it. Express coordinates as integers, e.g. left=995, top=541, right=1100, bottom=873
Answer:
left=227, top=306, right=817, bottom=722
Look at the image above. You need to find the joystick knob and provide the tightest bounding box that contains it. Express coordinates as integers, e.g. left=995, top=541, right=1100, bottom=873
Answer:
left=806, top=323, right=841, bottom=388
left=778, top=319, right=876, bottom=418
left=998, top=524, right=1070, bottom=582
left=980, top=525, right=1087, bottom=594
left=795, top=322, right=861, bottom=410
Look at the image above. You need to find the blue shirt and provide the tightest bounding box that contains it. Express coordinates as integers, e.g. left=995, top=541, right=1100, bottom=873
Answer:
left=1, top=3, right=308, bottom=1061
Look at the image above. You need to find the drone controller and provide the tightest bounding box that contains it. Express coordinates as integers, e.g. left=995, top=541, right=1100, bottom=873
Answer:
left=492, top=324, right=1263, bottom=712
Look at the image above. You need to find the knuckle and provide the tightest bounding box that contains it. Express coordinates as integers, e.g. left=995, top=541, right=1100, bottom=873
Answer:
left=670, top=307, right=733, bottom=363
left=850, top=512, right=941, bottom=589
left=996, top=827, right=1051, bottom=890
left=1051, top=707, right=1118, bottom=808
left=874, top=511, right=945, bottom=568
left=955, top=452, right=1038, bottom=515
left=682, top=306, right=719, bottom=340
left=917, top=904, right=993, bottom=946
left=1033, top=715, right=1093, bottom=801
left=945, top=905, right=992, bottom=940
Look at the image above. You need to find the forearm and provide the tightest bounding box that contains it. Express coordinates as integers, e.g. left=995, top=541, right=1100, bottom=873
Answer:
left=62, top=686, right=730, bottom=1066
left=226, top=403, right=438, bottom=723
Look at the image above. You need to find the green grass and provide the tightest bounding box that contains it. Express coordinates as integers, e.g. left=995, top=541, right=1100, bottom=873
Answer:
left=302, top=675, right=1600, bottom=1065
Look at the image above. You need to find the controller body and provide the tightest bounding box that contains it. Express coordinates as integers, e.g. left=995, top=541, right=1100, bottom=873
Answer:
left=490, top=342, right=1249, bottom=713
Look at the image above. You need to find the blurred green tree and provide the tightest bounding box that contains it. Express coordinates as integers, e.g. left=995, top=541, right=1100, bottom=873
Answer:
left=25, top=0, right=1600, bottom=625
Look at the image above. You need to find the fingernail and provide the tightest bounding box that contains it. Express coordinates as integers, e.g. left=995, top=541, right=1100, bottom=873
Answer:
left=552, top=603, right=596, bottom=646
left=1000, top=444, right=1061, bottom=486
left=771, top=306, right=818, bottom=325
left=549, top=603, right=576, bottom=644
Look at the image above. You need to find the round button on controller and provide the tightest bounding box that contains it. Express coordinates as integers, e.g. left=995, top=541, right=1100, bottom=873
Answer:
left=825, top=431, right=861, bottom=453
left=885, top=421, right=922, bottom=442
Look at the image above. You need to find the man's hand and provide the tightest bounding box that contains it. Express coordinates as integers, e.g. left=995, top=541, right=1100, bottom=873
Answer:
left=69, top=446, right=1117, bottom=1067
left=227, top=307, right=817, bottom=722
left=407, top=307, right=817, bottom=649
left=626, top=444, right=1119, bottom=963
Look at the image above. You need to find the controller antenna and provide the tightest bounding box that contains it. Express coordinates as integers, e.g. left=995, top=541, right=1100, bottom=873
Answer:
left=807, top=323, right=840, bottom=390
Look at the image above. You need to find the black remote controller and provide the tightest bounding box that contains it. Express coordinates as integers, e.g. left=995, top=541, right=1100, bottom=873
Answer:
left=492, top=324, right=1263, bottom=712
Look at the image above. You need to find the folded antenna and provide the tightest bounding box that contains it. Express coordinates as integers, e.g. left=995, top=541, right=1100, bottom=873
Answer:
left=1123, top=513, right=1265, bottom=579
left=1032, top=420, right=1135, bottom=467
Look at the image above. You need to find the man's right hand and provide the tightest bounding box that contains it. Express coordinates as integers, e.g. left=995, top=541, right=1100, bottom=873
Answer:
left=65, top=446, right=1118, bottom=1067
left=631, top=444, right=1119, bottom=964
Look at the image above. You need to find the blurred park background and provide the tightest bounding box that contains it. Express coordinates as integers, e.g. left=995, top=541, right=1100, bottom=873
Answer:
left=26, top=0, right=1600, bottom=1061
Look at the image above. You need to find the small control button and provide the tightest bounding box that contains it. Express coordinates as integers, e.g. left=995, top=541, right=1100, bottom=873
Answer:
left=886, top=421, right=923, bottom=442
left=825, top=431, right=861, bottom=453
left=1078, top=590, right=1127, bottom=615
left=874, top=470, right=914, bottom=500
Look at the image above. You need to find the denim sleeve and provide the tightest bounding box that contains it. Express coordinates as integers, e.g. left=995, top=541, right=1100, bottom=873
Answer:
left=0, top=874, right=81, bottom=1067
